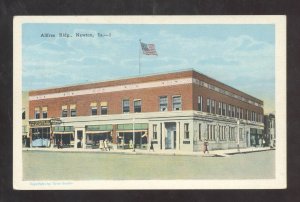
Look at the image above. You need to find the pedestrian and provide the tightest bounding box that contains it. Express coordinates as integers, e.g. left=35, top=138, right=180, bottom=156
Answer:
left=203, top=139, right=209, bottom=154
left=99, top=140, right=104, bottom=151
left=60, top=139, right=63, bottom=149
left=57, top=139, right=60, bottom=149
left=104, top=139, right=108, bottom=151
left=150, top=140, right=154, bottom=152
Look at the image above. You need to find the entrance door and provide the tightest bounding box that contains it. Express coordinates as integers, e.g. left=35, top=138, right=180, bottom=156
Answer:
left=165, top=122, right=176, bottom=149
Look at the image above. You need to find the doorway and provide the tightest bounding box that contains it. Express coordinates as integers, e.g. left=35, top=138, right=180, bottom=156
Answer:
left=165, top=122, right=176, bottom=149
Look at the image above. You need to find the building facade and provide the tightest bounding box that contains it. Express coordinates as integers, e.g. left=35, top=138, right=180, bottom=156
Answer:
left=28, top=69, right=264, bottom=151
left=264, top=113, right=276, bottom=147
left=22, top=91, right=30, bottom=147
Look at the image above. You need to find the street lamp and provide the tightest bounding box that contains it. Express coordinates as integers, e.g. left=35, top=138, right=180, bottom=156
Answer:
left=133, top=118, right=135, bottom=152
left=237, top=119, right=240, bottom=152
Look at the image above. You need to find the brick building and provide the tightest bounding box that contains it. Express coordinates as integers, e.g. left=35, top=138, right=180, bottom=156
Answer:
left=28, top=69, right=264, bottom=151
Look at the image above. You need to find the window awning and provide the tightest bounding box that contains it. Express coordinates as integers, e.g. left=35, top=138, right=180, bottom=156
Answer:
left=86, top=124, right=113, bottom=131
left=53, top=126, right=74, bottom=132
left=117, top=123, right=148, bottom=131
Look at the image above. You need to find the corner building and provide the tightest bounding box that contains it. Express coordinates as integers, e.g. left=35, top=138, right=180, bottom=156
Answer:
left=28, top=69, right=264, bottom=151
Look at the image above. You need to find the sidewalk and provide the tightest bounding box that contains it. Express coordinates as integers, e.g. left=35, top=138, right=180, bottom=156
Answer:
left=22, top=146, right=274, bottom=157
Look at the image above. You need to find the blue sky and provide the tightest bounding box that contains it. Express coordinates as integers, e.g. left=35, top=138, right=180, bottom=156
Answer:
left=22, top=23, right=275, bottom=113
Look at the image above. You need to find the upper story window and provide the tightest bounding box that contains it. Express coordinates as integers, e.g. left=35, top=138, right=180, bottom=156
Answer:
left=236, top=107, right=240, bottom=118
left=222, top=103, right=226, bottom=116
left=42, top=107, right=48, bottom=119
left=123, top=99, right=130, bottom=113
left=62, top=105, right=68, bottom=117
left=228, top=105, right=232, bottom=117
left=100, top=102, right=108, bottom=115
left=246, top=109, right=249, bottom=120
left=34, top=107, right=40, bottom=119
left=232, top=106, right=236, bottom=117
left=207, top=98, right=211, bottom=113
left=22, top=108, right=26, bottom=120
left=218, top=102, right=222, bottom=115
left=134, top=100, right=142, bottom=113
left=211, top=99, right=215, bottom=114
left=241, top=108, right=244, bottom=119
left=90, top=102, right=97, bottom=115
left=70, top=104, right=76, bottom=117
left=159, top=96, right=168, bottom=111
left=198, top=96, right=203, bottom=111
left=172, top=96, right=182, bottom=111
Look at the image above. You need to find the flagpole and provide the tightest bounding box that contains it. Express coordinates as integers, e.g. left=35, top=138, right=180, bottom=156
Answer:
left=139, top=39, right=141, bottom=75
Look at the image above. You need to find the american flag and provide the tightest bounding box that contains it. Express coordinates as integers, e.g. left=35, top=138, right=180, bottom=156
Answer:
left=140, top=42, right=158, bottom=56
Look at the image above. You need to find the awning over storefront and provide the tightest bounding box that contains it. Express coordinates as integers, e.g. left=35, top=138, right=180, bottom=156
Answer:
left=53, top=126, right=74, bottom=132
left=86, top=124, right=113, bottom=131
left=117, top=123, right=148, bottom=131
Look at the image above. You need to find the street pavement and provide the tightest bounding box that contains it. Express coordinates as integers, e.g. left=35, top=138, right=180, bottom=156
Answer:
left=22, top=146, right=274, bottom=157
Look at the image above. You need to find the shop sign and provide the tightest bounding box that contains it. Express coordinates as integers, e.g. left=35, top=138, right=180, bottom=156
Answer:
left=86, top=124, right=113, bottom=131
left=29, top=120, right=51, bottom=127
left=50, top=118, right=62, bottom=125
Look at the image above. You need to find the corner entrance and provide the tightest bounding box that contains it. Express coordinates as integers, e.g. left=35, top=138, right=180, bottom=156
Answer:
left=165, top=122, right=176, bottom=150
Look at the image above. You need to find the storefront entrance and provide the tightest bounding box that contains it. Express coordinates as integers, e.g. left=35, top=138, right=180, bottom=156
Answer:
left=165, top=122, right=176, bottom=150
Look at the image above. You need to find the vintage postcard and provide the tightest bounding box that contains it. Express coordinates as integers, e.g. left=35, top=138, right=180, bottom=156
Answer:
left=13, top=16, right=286, bottom=189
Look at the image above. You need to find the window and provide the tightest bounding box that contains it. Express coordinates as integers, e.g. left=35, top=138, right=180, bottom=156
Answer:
left=198, top=124, right=202, bottom=140
left=211, top=100, right=215, bottom=114
left=207, top=98, right=211, bottom=113
left=62, top=105, right=68, bottom=117
left=222, top=103, right=226, bottom=116
left=153, top=124, right=157, bottom=139
left=236, top=107, right=240, bottom=118
left=229, top=127, right=236, bottom=141
left=134, top=100, right=142, bottom=113
left=34, top=107, right=40, bottom=119
left=71, top=109, right=76, bottom=117
left=228, top=105, right=232, bottom=117
left=22, top=108, right=25, bottom=120
left=172, top=96, right=182, bottom=111
left=241, top=108, right=244, bottom=119
left=246, top=110, right=249, bottom=120
left=184, top=123, right=189, bottom=139
left=239, top=128, right=244, bottom=140
left=207, top=124, right=216, bottom=141
left=122, top=99, right=130, bottom=113
left=218, top=102, right=222, bottom=115
left=101, top=106, right=108, bottom=115
left=219, top=126, right=226, bottom=141
left=42, top=111, right=47, bottom=118
left=42, top=107, right=47, bottom=118
left=100, top=102, right=108, bottom=115
left=198, top=96, right=203, bottom=111
left=70, top=104, right=76, bottom=117
left=90, top=102, right=97, bottom=115
left=232, top=106, right=236, bottom=117
left=159, top=96, right=168, bottom=111
left=91, top=107, right=97, bottom=115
